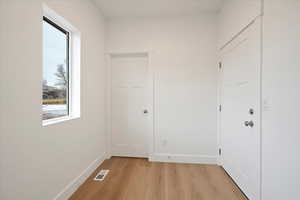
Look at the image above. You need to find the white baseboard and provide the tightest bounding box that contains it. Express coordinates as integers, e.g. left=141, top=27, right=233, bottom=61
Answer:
left=53, top=154, right=106, bottom=200
left=149, top=153, right=217, bottom=165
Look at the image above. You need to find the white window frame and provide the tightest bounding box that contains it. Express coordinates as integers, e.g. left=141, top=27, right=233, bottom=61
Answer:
left=42, top=4, right=81, bottom=126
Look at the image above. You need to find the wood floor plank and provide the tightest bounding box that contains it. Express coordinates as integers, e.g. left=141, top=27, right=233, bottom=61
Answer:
left=69, top=157, right=247, bottom=200
left=144, top=162, right=166, bottom=200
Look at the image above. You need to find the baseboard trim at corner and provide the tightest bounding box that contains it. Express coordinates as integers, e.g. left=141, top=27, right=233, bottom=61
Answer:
left=53, top=154, right=106, bottom=200
left=149, top=153, right=217, bottom=165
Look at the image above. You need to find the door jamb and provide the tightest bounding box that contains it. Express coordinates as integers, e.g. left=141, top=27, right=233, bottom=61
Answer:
left=217, top=61, right=223, bottom=166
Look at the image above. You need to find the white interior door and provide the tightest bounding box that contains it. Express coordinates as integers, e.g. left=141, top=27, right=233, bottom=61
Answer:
left=220, top=19, right=261, bottom=200
left=111, top=53, right=149, bottom=158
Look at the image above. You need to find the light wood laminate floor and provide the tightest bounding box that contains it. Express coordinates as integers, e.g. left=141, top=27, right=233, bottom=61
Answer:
left=70, top=157, right=247, bottom=200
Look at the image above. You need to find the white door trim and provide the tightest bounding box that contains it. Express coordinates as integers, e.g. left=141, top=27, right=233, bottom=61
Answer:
left=105, top=51, right=155, bottom=160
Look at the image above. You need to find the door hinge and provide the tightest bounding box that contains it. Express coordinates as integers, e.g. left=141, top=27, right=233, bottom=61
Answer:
left=219, top=105, right=222, bottom=112
left=219, top=62, right=222, bottom=69
left=219, top=148, right=222, bottom=156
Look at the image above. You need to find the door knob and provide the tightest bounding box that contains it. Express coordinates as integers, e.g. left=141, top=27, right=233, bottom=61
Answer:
left=244, top=120, right=254, bottom=128
left=143, top=109, right=148, bottom=114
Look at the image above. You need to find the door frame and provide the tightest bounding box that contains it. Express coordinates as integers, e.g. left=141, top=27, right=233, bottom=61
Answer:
left=217, top=17, right=263, bottom=199
left=105, top=51, right=155, bottom=160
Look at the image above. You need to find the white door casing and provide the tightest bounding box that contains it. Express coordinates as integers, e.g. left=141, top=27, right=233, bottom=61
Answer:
left=109, top=52, right=153, bottom=158
left=220, top=19, right=261, bottom=200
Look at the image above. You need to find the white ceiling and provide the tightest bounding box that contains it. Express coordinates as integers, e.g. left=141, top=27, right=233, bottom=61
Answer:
left=93, top=0, right=223, bottom=18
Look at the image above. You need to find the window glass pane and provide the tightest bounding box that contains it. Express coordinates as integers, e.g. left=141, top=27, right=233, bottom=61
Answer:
left=43, top=19, right=69, bottom=121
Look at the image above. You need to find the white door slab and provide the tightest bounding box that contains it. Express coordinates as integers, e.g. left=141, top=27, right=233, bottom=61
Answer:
left=220, top=19, right=261, bottom=200
left=111, top=53, right=149, bottom=158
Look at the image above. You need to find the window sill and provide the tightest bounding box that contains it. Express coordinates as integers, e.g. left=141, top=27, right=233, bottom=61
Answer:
left=42, top=115, right=80, bottom=127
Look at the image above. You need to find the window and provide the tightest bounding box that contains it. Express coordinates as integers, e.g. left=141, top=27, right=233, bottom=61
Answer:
left=43, top=17, right=70, bottom=121
left=42, top=5, right=81, bottom=126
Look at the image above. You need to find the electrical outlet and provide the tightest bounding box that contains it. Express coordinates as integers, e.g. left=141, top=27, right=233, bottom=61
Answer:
left=162, top=140, right=167, bottom=147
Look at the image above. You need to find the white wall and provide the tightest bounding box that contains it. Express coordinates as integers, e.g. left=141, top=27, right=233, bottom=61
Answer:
left=0, top=0, right=106, bottom=199
left=106, top=15, right=218, bottom=162
left=218, top=0, right=262, bottom=48
left=262, top=0, right=300, bottom=199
